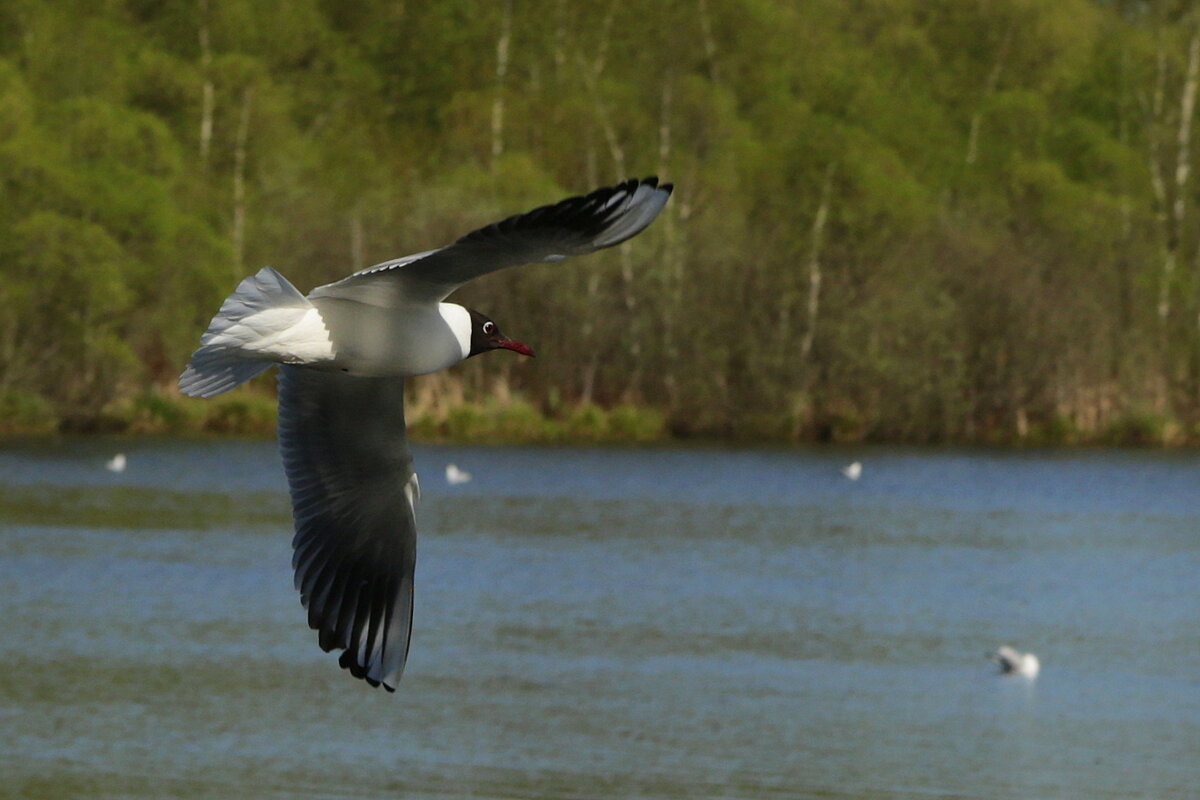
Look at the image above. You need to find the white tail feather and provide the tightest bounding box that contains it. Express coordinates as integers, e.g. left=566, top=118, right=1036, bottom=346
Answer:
left=179, top=267, right=334, bottom=398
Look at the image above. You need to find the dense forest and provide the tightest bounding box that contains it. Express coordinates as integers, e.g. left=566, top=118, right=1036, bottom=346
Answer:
left=5, top=0, right=1200, bottom=443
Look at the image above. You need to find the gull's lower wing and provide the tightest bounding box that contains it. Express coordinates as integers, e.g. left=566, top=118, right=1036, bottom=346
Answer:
left=277, top=366, right=417, bottom=690
left=309, top=177, right=672, bottom=305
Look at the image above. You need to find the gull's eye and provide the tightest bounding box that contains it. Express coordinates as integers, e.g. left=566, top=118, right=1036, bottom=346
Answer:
left=483, top=321, right=496, bottom=335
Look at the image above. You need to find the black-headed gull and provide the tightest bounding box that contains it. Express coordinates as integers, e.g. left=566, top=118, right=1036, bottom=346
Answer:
left=991, top=645, right=1040, bottom=678
left=444, top=464, right=472, bottom=485
left=179, top=178, right=671, bottom=690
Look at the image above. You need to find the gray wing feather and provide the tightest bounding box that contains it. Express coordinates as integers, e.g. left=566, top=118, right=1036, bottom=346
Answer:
left=309, top=177, right=672, bottom=304
left=277, top=366, right=416, bottom=691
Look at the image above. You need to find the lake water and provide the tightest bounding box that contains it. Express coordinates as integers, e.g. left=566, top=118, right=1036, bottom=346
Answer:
left=0, top=438, right=1196, bottom=799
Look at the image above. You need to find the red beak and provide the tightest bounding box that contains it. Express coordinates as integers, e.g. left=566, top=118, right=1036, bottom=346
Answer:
left=498, top=337, right=535, bottom=357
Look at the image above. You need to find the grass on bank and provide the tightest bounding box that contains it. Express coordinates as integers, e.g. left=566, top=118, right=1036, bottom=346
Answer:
left=0, top=386, right=666, bottom=443
left=0, top=385, right=1195, bottom=447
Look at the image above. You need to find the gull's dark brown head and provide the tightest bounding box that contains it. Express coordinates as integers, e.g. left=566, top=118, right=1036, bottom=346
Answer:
left=466, top=308, right=534, bottom=359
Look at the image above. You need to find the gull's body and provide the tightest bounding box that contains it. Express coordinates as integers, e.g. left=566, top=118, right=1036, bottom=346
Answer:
left=445, top=464, right=472, bottom=485
left=991, top=645, right=1040, bottom=678
left=311, top=299, right=471, bottom=377
left=180, top=178, right=672, bottom=690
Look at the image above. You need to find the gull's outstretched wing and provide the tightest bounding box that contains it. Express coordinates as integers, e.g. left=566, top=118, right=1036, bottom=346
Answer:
left=309, top=177, right=672, bottom=305
left=277, top=366, right=417, bottom=691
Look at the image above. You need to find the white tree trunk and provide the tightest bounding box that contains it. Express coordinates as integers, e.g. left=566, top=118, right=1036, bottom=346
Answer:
left=553, top=0, right=568, bottom=81
left=490, top=0, right=513, bottom=164
left=581, top=133, right=600, bottom=404
left=1148, top=42, right=1170, bottom=324
left=350, top=209, right=364, bottom=268
left=658, top=79, right=682, bottom=402
left=577, top=46, right=643, bottom=397
left=1171, top=28, right=1200, bottom=324
left=965, top=20, right=1014, bottom=166
left=231, top=86, right=254, bottom=277
left=591, top=0, right=618, bottom=79
left=198, top=0, right=214, bottom=163
left=1149, top=25, right=1200, bottom=340
left=1174, top=30, right=1200, bottom=226
left=697, top=0, right=719, bottom=83
left=800, top=163, right=835, bottom=363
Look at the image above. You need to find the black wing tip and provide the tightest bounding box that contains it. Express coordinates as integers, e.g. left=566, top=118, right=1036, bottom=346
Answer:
left=611, top=175, right=673, bottom=196
left=459, top=176, right=674, bottom=245
left=338, top=648, right=399, bottom=692
left=561, top=175, right=673, bottom=228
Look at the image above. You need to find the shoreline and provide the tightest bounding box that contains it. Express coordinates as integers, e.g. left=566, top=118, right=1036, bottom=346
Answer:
left=2, top=386, right=1197, bottom=449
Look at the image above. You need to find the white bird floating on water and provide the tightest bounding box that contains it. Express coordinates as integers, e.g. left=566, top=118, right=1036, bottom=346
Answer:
left=445, top=464, right=472, bottom=485
left=991, top=645, right=1040, bottom=678
left=841, top=461, right=862, bottom=481
left=179, top=178, right=672, bottom=690
left=105, top=453, right=127, bottom=473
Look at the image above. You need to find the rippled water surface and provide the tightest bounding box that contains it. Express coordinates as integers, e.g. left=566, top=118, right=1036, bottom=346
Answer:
left=1, top=438, right=1197, bottom=799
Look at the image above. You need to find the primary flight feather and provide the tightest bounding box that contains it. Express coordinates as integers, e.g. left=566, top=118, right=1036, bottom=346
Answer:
left=180, top=177, right=672, bottom=690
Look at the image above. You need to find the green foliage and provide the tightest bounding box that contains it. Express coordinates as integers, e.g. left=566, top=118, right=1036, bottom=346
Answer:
left=1104, top=409, right=1178, bottom=447
left=3, top=211, right=138, bottom=411
left=405, top=396, right=665, bottom=444
left=0, top=389, right=57, bottom=434
left=0, top=59, right=33, bottom=142
left=109, top=387, right=277, bottom=435
left=201, top=392, right=278, bottom=434
left=123, top=389, right=202, bottom=433
left=2, top=1, right=1199, bottom=444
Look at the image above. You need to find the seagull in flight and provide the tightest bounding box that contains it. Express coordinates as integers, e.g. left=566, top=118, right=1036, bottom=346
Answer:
left=179, top=178, right=672, bottom=690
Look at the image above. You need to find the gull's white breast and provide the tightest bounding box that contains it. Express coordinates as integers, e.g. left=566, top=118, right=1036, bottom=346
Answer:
left=310, top=298, right=470, bottom=377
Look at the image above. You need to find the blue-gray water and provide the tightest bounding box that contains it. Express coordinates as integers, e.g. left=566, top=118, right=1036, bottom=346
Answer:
left=1, top=439, right=1197, bottom=799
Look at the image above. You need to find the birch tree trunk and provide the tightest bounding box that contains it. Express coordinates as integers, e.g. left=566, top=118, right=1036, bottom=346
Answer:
left=1148, top=42, right=1169, bottom=324
left=350, top=209, right=364, bottom=268
left=231, top=86, right=254, bottom=278
left=575, top=52, right=626, bottom=176
left=800, top=163, right=835, bottom=365
left=697, top=0, right=720, bottom=84
left=1152, top=27, right=1200, bottom=325
left=490, top=0, right=512, bottom=165
left=1148, top=23, right=1200, bottom=389
left=657, top=78, right=682, bottom=404
left=1177, top=27, right=1200, bottom=374
left=590, top=0, right=618, bottom=80
left=1173, top=29, right=1199, bottom=245
left=1168, top=28, right=1200, bottom=322
left=577, top=42, right=644, bottom=398
left=965, top=20, right=1014, bottom=166
left=580, top=271, right=602, bottom=405
left=198, top=0, right=214, bottom=163
left=576, top=25, right=644, bottom=400
left=581, top=133, right=600, bottom=404
left=1113, top=44, right=1135, bottom=383
left=553, top=0, right=568, bottom=80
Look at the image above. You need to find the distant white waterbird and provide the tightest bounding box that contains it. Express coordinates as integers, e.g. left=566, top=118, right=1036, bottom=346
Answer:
left=445, top=464, right=472, bottom=485
left=179, top=178, right=672, bottom=690
left=105, top=453, right=127, bottom=473
left=841, top=461, right=862, bottom=481
left=991, top=645, right=1040, bottom=678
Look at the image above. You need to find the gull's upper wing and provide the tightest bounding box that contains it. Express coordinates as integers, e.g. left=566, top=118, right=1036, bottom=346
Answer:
left=277, top=366, right=417, bottom=691
left=308, top=177, right=672, bottom=305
